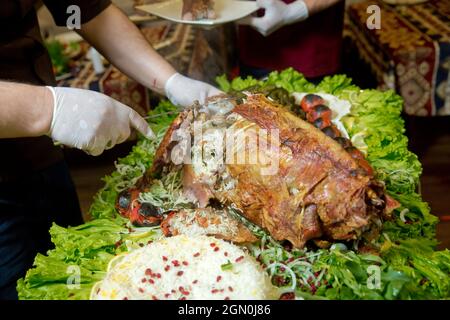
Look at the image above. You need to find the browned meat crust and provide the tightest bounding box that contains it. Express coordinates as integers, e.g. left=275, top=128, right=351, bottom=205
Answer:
left=119, top=94, right=395, bottom=248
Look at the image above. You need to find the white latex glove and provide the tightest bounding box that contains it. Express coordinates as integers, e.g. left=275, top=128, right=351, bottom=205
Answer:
left=239, top=0, right=309, bottom=36
left=46, top=87, right=154, bottom=156
left=164, top=73, right=223, bottom=108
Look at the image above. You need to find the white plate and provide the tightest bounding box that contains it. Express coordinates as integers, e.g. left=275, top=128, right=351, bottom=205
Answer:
left=136, top=0, right=258, bottom=26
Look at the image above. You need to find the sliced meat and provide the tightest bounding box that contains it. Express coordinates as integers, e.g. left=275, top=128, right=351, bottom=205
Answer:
left=160, top=208, right=257, bottom=244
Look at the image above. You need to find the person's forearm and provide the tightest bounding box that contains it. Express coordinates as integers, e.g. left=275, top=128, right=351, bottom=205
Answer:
left=77, top=4, right=176, bottom=95
left=0, top=82, right=52, bottom=138
left=304, top=0, right=342, bottom=15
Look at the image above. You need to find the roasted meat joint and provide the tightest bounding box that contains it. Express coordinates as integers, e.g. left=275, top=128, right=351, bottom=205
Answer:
left=117, top=92, right=399, bottom=249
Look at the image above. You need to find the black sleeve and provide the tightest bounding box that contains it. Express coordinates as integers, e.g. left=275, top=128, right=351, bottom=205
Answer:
left=43, top=0, right=112, bottom=27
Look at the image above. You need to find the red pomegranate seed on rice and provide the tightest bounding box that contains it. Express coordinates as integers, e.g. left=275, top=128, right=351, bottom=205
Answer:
left=162, top=256, right=168, bottom=262
left=228, top=286, right=233, bottom=292
left=224, top=252, right=228, bottom=257
left=172, top=260, right=180, bottom=267
left=214, top=247, right=220, bottom=252
left=210, top=243, right=216, bottom=247
left=138, top=288, right=144, bottom=293
left=145, top=268, right=152, bottom=275
left=193, top=252, right=200, bottom=257
left=216, top=276, right=222, bottom=282
left=177, top=271, right=184, bottom=276
left=149, top=279, right=155, bottom=284
left=182, top=261, right=189, bottom=266
left=164, top=265, right=170, bottom=272
left=141, top=278, right=147, bottom=283
left=225, top=297, right=230, bottom=300
left=193, top=280, right=198, bottom=284
left=235, top=256, right=244, bottom=262
left=164, top=293, right=170, bottom=298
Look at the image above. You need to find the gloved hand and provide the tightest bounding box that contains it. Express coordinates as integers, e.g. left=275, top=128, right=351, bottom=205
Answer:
left=239, top=0, right=309, bottom=36
left=164, top=72, right=223, bottom=108
left=46, top=86, right=154, bottom=156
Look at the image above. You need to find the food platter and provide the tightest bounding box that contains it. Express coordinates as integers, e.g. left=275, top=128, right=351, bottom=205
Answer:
left=136, top=0, right=258, bottom=26
left=17, top=69, right=450, bottom=300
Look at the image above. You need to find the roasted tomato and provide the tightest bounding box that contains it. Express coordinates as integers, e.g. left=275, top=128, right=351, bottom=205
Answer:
left=312, top=117, right=332, bottom=129
left=346, top=146, right=373, bottom=175
left=346, top=146, right=365, bottom=161
left=130, top=202, right=163, bottom=227
left=307, top=104, right=332, bottom=123
left=335, top=137, right=352, bottom=149
left=322, top=126, right=341, bottom=139
left=116, top=189, right=141, bottom=218
left=293, top=107, right=307, bottom=120
left=300, top=94, right=326, bottom=112
left=116, top=189, right=163, bottom=227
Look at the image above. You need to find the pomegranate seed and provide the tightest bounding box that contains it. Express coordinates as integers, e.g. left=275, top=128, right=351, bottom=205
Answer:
left=164, top=293, right=170, bottom=298
left=138, top=288, right=144, bottom=293
left=228, top=286, right=233, bottom=292
left=193, top=252, right=200, bottom=257
left=193, top=280, right=198, bottom=284
left=177, top=271, right=184, bottom=276
left=182, top=261, right=189, bottom=266
left=210, top=243, right=216, bottom=247
left=224, top=252, right=228, bottom=257
left=214, top=247, right=220, bottom=252
left=162, top=256, right=168, bottom=262
left=172, top=260, right=180, bottom=267
left=164, top=265, right=170, bottom=272
left=235, top=256, right=244, bottom=262
left=141, top=278, right=147, bottom=283
left=145, top=268, right=152, bottom=275
left=149, top=279, right=155, bottom=284
left=225, top=297, right=230, bottom=300
left=280, top=292, right=295, bottom=300
left=216, top=276, right=222, bottom=282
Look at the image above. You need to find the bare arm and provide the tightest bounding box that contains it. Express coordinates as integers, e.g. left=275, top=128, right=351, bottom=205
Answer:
left=76, top=4, right=176, bottom=95
left=0, top=82, right=52, bottom=138
left=304, top=0, right=343, bottom=15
